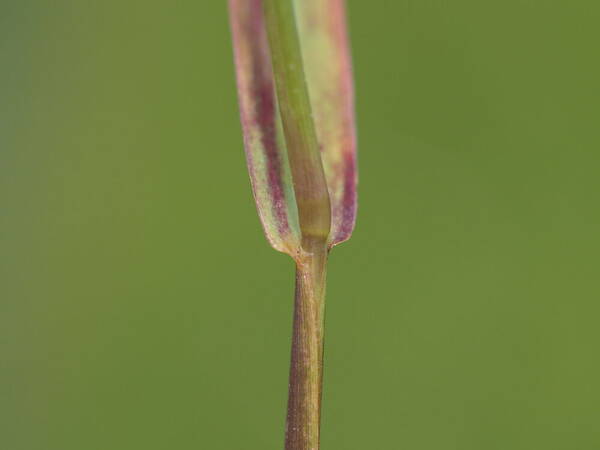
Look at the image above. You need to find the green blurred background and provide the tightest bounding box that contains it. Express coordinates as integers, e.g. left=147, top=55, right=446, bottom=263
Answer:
left=2, top=1, right=599, bottom=449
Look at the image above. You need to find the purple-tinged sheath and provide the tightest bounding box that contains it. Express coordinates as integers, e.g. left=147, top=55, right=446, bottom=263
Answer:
left=229, top=0, right=357, bottom=253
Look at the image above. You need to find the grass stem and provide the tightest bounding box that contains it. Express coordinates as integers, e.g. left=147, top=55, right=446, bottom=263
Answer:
left=285, top=241, right=328, bottom=450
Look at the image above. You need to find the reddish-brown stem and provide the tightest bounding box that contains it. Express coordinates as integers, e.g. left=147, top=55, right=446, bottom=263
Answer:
left=285, top=241, right=328, bottom=450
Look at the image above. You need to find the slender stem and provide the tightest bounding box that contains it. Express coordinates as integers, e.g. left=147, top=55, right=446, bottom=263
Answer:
left=286, top=241, right=328, bottom=450
left=262, top=0, right=331, bottom=243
